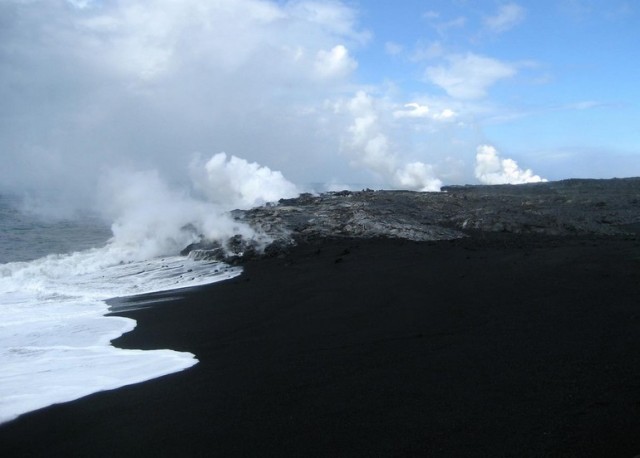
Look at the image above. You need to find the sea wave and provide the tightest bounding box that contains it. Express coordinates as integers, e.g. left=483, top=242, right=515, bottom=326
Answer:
left=0, top=244, right=241, bottom=424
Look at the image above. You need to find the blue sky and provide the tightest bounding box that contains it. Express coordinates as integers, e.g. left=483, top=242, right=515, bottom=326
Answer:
left=355, top=0, right=639, bottom=181
left=1, top=0, right=639, bottom=206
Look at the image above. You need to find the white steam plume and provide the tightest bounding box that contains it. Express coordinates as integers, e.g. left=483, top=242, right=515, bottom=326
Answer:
left=341, top=91, right=442, bottom=191
left=474, top=144, right=546, bottom=185
left=98, top=169, right=245, bottom=260
left=393, top=162, right=442, bottom=191
left=99, top=153, right=299, bottom=259
left=189, top=153, right=300, bottom=209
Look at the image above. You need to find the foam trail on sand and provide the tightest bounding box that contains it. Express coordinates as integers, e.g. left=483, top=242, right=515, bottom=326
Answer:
left=0, top=244, right=242, bottom=424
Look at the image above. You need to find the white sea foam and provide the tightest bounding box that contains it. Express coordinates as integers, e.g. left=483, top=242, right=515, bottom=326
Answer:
left=0, top=152, right=298, bottom=424
left=0, top=244, right=241, bottom=424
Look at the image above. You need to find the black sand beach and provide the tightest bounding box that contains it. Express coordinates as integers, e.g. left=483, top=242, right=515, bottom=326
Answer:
left=2, top=234, right=640, bottom=457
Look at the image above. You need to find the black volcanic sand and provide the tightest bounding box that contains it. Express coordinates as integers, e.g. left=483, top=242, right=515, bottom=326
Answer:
left=2, top=235, right=640, bottom=457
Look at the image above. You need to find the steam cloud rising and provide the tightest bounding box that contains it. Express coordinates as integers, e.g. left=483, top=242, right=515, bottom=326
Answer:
left=1, top=0, right=550, bottom=253
left=475, top=145, right=547, bottom=185
left=189, top=153, right=300, bottom=209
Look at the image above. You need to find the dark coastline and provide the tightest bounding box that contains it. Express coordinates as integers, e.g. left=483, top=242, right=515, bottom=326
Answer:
left=2, top=234, right=640, bottom=457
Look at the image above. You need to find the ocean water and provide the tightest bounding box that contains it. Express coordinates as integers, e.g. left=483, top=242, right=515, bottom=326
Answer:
left=0, top=194, right=241, bottom=424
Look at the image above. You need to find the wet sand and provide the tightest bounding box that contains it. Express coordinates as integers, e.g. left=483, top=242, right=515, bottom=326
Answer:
left=2, top=235, right=640, bottom=457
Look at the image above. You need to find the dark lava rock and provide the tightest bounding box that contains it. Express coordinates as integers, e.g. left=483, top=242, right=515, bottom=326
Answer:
left=182, top=177, right=640, bottom=262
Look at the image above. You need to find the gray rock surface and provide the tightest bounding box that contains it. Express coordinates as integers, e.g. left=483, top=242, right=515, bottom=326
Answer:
left=184, top=177, right=640, bottom=262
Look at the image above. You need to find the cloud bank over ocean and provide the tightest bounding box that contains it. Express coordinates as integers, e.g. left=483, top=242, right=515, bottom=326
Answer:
left=1, top=0, right=637, bottom=214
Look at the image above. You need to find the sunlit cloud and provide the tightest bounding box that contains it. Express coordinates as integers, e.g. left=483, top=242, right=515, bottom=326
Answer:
left=393, top=103, right=457, bottom=121
left=339, top=91, right=442, bottom=191
left=484, top=3, right=526, bottom=33
left=393, top=103, right=431, bottom=119
left=314, top=45, right=358, bottom=79
left=425, top=53, right=517, bottom=99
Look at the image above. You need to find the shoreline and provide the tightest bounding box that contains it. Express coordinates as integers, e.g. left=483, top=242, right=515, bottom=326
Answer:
left=2, top=234, right=640, bottom=456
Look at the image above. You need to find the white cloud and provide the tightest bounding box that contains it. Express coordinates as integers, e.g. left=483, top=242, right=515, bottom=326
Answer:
left=78, top=0, right=291, bottom=81
left=314, top=45, right=357, bottom=79
left=66, top=0, right=94, bottom=9
left=434, top=108, right=457, bottom=120
left=484, top=3, right=526, bottom=33
left=474, top=144, right=546, bottom=184
left=393, top=103, right=430, bottom=119
left=341, top=92, right=442, bottom=191
left=393, top=102, right=457, bottom=121
left=435, top=16, right=467, bottom=34
left=426, top=53, right=517, bottom=99
left=288, top=0, right=370, bottom=43
left=0, top=0, right=367, bottom=202
left=344, top=91, right=396, bottom=175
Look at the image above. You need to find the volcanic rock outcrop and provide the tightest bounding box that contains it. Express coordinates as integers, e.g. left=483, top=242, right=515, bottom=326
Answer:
left=183, top=177, right=640, bottom=262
